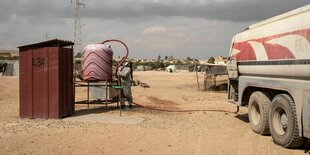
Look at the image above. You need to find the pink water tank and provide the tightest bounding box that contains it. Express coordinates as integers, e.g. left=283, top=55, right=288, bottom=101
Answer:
left=83, top=44, right=113, bottom=81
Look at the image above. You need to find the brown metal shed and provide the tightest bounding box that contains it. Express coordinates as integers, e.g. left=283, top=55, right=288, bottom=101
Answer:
left=18, top=39, right=74, bottom=119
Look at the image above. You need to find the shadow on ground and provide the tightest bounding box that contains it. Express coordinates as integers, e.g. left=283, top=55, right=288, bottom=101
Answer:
left=73, top=104, right=142, bottom=116
left=303, top=141, right=310, bottom=153
left=72, top=106, right=118, bottom=117
left=234, top=113, right=310, bottom=152
left=63, top=105, right=144, bottom=124
left=234, top=113, right=249, bottom=123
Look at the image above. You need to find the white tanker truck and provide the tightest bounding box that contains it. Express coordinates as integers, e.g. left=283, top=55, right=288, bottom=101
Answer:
left=227, top=5, right=310, bottom=148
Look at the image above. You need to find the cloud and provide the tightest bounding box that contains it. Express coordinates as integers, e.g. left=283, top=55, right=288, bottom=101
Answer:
left=0, top=0, right=309, bottom=59
left=1, top=0, right=309, bottom=23
left=83, top=0, right=309, bottom=22
left=142, top=26, right=168, bottom=35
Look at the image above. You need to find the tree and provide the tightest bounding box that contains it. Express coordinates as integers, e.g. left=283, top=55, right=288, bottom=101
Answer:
left=164, top=56, right=168, bottom=60
left=176, top=60, right=183, bottom=65
left=167, top=55, right=174, bottom=61
left=157, top=55, right=161, bottom=61
left=186, top=57, right=192, bottom=61
left=208, top=57, right=215, bottom=64
left=113, top=59, right=119, bottom=66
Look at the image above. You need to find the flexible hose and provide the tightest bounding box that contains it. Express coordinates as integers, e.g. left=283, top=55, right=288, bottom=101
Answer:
left=132, top=101, right=236, bottom=113
left=99, top=39, right=129, bottom=76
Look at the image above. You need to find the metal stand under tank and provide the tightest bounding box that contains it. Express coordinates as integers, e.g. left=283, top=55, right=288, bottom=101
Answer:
left=74, top=76, right=120, bottom=108
left=89, top=82, right=118, bottom=100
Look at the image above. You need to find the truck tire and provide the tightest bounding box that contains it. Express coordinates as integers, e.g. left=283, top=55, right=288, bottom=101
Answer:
left=248, top=91, right=271, bottom=135
left=269, top=94, right=305, bottom=148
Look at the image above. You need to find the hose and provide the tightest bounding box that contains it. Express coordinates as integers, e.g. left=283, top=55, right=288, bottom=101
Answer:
left=132, top=101, right=236, bottom=113
left=99, top=39, right=129, bottom=76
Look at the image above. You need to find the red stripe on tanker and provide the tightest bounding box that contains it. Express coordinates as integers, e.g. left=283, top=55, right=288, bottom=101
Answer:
left=232, top=28, right=310, bottom=61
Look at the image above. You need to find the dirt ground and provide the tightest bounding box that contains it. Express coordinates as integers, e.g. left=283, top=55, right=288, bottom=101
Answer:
left=0, top=71, right=308, bottom=155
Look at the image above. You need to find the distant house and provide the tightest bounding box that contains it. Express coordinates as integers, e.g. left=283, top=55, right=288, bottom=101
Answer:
left=136, top=65, right=152, bottom=71
left=199, top=59, right=209, bottom=64
left=142, top=59, right=156, bottom=62
left=214, top=56, right=228, bottom=65
left=0, top=60, right=19, bottom=76
left=163, top=59, right=182, bottom=64
left=0, top=50, right=19, bottom=58
left=0, top=53, right=11, bottom=57
left=0, top=50, right=19, bottom=76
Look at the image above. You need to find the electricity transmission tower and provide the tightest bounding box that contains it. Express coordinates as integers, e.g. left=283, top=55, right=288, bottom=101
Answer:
left=73, top=0, right=85, bottom=55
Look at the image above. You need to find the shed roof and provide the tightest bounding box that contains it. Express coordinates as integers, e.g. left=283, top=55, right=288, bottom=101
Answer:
left=18, top=39, right=74, bottom=49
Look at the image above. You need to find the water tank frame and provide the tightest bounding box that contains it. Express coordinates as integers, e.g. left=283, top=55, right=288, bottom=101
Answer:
left=74, top=39, right=129, bottom=109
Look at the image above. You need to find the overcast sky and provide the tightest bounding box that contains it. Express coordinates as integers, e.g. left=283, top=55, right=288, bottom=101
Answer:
left=0, top=0, right=309, bottom=59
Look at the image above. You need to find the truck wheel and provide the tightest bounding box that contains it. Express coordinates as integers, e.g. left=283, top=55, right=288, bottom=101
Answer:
left=269, top=94, right=305, bottom=148
left=248, top=91, right=271, bottom=135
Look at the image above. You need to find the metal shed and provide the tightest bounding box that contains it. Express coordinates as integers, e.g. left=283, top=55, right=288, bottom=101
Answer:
left=18, top=39, right=74, bottom=119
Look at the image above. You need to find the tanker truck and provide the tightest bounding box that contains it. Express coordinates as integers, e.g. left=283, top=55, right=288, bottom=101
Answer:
left=227, top=5, right=310, bottom=148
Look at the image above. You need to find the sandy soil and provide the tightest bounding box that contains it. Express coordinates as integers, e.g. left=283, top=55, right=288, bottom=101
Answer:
left=0, top=71, right=308, bottom=155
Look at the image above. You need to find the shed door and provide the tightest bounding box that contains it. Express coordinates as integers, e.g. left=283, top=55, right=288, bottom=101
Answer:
left=32, top=48, right=49, bottom=118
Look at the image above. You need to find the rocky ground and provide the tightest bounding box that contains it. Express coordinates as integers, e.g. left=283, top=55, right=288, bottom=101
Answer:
left=0, top=71, right=308, bottom=154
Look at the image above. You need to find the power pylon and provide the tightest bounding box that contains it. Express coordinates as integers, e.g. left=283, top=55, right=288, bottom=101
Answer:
left=73, top=0, right=85, bottom=55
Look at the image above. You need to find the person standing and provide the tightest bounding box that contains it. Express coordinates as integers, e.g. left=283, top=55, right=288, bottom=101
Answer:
left=118, top=61, right=133, bottom=109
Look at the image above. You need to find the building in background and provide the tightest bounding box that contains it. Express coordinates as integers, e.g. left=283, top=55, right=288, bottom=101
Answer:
left=0, top=50, right=19, bottom=76
left=214, top=56, right=228, bottom=65
left=0, top=50, right=19, bottom=58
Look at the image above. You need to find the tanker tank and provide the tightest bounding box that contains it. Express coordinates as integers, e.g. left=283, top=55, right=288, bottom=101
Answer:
left=230, top=5, right=310, bottom=79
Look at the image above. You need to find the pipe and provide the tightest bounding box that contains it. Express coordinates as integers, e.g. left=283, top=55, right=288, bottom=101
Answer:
left=99, top=39, right=129, bottom=76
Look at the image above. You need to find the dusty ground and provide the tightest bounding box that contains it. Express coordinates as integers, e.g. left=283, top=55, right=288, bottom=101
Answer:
left=0, top=71, right=308, bottom=155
